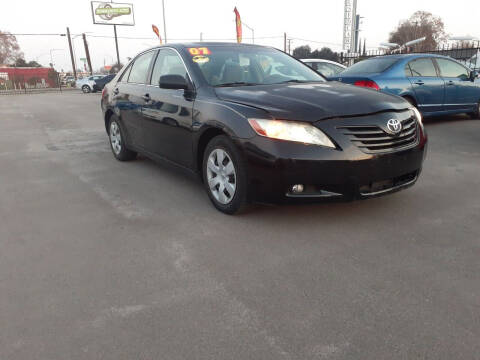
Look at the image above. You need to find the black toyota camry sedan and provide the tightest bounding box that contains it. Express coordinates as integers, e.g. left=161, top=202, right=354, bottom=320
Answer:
left=101, top=43, right=427, bottom=214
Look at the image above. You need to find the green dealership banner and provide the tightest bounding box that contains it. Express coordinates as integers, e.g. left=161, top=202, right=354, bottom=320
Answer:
left=91, top=1, right=135, bottom=26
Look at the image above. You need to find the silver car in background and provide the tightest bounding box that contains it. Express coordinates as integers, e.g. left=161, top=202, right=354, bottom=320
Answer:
left=301, top=59, right=346, bottom=78
left=75, top=75, right=106, bottom=93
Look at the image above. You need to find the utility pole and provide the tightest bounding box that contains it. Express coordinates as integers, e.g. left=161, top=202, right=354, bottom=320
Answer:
left=284, top=33, right=287, bottom=52
left=162, top=0, right=167, bottom=43
left=66, top=27, right=77, bottom=80
left=83, top=33, right=93, bottom=75
left=113, top=25, right=120, bottom=65
left=288, top=39, right=292, bottom=54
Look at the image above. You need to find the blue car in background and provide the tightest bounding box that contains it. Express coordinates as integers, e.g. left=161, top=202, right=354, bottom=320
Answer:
left=330, top=54, right=480, bottom=118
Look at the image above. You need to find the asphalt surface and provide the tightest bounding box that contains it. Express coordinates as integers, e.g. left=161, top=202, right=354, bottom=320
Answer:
left=1, top=92, right=479, bottom=360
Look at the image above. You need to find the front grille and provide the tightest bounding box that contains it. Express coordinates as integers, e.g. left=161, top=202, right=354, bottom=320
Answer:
left=337, top=116, right=419, bottom=154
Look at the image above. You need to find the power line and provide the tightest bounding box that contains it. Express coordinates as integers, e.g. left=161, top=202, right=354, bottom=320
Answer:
left=2, top=32, right=283, bottom=41
left=0, top=33, right=66, bottom=36
left=86, top=34, right=284, bottom=41
left=289, top=37, right=344, bottom=47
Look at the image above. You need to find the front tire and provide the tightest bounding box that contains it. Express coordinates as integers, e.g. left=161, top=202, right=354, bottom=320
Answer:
left=108, top=116, right=137, bottom=161
left=202, top=135, right=248, bottom=214
left=82, top=85, right=91, bottom=93
left=468, top=102, right=480, bottom=119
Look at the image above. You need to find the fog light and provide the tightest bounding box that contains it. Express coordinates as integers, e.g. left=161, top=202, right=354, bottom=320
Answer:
left=291, top=184, right=304, bottom=193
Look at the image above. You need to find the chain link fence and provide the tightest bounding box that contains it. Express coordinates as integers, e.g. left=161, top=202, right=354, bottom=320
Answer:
left=339, top=41, right=480, bottom=70
left=0, top=70, right=79, bottom=95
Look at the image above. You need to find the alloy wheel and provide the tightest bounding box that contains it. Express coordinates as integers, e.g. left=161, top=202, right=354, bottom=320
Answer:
left=110, top=121, right=122, bottom=155
left=206, top=148, right=237, bottom=205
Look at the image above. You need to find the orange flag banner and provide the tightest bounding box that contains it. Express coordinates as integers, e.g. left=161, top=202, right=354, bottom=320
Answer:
left=234, top=7, right=242, bottom=43
left=152, top=24, right=162, bottom=44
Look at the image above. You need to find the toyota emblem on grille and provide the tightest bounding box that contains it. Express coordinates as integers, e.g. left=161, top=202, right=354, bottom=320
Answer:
left=386, top=119, right=402, bottom=135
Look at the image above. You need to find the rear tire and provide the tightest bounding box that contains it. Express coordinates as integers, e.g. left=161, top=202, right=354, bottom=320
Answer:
left=202, top=135, right=248, bottom=214
left=108, top=115, right=137, bottom=161
left=82, top=85, right=91, bottom=93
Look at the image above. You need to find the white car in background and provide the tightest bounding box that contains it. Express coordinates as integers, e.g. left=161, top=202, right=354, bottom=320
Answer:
left=465, top=50, right=480, bottom=71
left=301, top=59, right=346, bottom=79
left=75, top=75, right=105, bottom=93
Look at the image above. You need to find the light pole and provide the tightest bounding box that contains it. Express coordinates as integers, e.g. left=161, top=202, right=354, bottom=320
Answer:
left=49, top=49, right=64, bottom=69
left=242, top=22, right=254, bottom=44
left=380, top=37, right=425, bottom=53
left=162, top=0, right=167, bottom=43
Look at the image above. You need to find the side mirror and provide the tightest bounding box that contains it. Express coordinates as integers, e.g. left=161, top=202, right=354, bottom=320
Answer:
left=470, top=70, right=478, bottom=81
left=159, top=74, right=189, bottom=90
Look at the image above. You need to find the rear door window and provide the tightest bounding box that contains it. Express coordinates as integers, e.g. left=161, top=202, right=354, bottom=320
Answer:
left=407, top=58, right=437, bottom=77
left=128, top=51, right=155, bottom=84
left=118, top=64, right=132, bottom=82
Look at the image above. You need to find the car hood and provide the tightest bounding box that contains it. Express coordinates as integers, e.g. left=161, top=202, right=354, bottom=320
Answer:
left=215, top=82, right=407, bottom=122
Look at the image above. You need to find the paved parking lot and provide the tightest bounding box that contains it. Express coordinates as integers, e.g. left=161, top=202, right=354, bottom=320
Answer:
left=1, top=92, right=479, bottom=360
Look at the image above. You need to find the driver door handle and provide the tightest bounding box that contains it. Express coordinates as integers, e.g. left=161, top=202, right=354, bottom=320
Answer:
left=413, top=80, right=424, bottom=85
left=446, top=80, right=455, bottom=86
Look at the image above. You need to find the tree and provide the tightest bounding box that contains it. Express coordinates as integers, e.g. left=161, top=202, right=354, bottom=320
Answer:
left=109, top=63, right=124, bottom=74
left=310, top=47, right=339, bottom=62
left=292, top=45, right=311, bottom=59
left=47, top=69, right=59, bottom=87
left=389, top=11, right=447, bottom=52
left=13, top=58, right=42, bottom=67
left=0, top=31, right=23, bottom=64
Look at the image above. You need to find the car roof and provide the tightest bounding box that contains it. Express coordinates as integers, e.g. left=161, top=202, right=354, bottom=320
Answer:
left=367, top=53, right=456, bottom=60
left=141, top=42, right=276, bottom=53
left=300, top=59, right=346, bottom=67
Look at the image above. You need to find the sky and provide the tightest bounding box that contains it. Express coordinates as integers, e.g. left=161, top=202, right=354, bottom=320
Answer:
left=2, top=0, right=479, bottom=72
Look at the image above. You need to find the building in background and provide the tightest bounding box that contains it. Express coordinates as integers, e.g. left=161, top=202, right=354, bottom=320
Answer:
left=0, top=66, right=58, bottom=90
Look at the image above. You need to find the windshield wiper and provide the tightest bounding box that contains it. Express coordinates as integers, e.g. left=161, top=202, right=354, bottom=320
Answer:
left=278, top=79, right=323, bottom=84
left=215, top=82, right=258, bottom=87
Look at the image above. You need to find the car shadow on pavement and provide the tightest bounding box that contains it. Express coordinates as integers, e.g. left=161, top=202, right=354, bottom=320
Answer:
left=422, top=113, right=473, bottom=126
left=129, top=149, right=425, bottom=223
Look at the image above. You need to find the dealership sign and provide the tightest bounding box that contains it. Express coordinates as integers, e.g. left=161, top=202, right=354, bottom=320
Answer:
left=91, top=2, right=135, bottom=26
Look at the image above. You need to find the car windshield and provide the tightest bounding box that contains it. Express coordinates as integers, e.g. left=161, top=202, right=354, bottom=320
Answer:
left=186, top=45, right=325, bottom=86
left=341, top=57, right=399, bottom=75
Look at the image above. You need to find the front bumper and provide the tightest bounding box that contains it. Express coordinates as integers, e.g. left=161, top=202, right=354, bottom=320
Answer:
left=237, top=116, right=427, bottom=203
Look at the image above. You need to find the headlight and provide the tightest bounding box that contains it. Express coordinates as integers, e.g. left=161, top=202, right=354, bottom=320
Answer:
left=247, top=118, right=335, bottom=148
left=410, top=107, right=422, bottom=125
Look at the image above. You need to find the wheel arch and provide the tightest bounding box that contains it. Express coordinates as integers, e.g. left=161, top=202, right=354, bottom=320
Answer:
left=402, top=94, right=418, bottom=107
left=104, top=108, right=115, bottom=133
left=195, top=126, right=228, bottom=176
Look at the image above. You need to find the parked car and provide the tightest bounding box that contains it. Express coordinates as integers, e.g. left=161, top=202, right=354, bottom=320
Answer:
left=93, top=74, right=116, bottom=92
left=62, top=76, right=75, bottom=87
left=462, top=50, right=480, bottom=72
left=301, top=58, right=346, bottom=78
left=101, top=43, right=427, bottom=214
left=330, top=54, right=480, bottom=118
left=76, top=75, right=105, bottom=93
